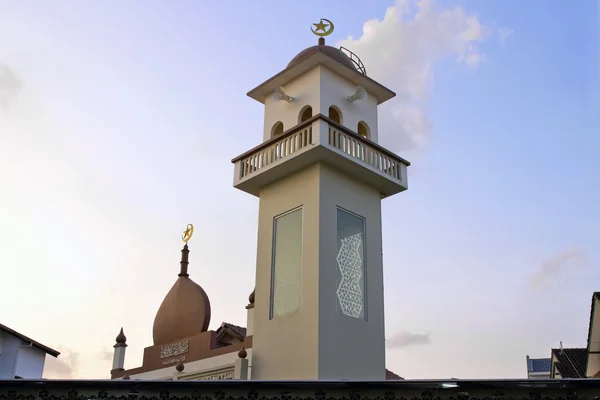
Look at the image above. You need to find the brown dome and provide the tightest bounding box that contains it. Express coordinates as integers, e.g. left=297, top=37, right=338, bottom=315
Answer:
left=287, top=43, right=356, bottom=71
left=152, top=244, right=211, bottom=345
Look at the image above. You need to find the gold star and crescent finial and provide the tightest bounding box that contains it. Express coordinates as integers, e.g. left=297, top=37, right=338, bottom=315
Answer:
left=311, top=18, right=334, bottom=37
left=182, top=223, right=194, bottom=243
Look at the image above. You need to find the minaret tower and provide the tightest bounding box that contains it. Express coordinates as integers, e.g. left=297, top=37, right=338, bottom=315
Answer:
left=232, top=19, right=410, bottom=380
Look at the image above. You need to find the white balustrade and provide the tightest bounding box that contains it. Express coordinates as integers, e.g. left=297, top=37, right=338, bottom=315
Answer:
left=233, top=117, right=408, bottom=192
left=239, top=126, right=313, bottom=179
left=327, top=126, right=405, bottom=182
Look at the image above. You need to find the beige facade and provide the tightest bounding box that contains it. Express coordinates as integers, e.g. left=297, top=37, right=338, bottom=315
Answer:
left=251, top=163, right=386, bottom=380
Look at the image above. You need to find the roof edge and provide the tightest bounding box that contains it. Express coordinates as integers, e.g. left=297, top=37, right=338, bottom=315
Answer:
left=585, top=292, right=600, bottom=376
left=0, top=323, right=60, bottom=357
left=550, top=348, right=587, bottom=378
left=587, top=293, right=600, bottom=351
left=247, top=51, right=396, bottom=105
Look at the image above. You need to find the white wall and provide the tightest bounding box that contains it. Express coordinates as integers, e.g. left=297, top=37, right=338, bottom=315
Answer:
left=0, top=331, right=21, bottom=378
left=0, top=331, right=48, bottom=379
left=262, top=66, right=379, bottom=143
left=130, top=348, right=253, bottom=380
left=14, top=345, right=46, bottom=379
left=263, top=67, right=321, bottom=141
left=319, top=67, right=379, bottom=142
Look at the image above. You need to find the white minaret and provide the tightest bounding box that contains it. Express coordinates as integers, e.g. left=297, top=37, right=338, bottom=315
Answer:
left=111, top=328, right=127, bottom=374
left=232, top=21, right=409, bottom=380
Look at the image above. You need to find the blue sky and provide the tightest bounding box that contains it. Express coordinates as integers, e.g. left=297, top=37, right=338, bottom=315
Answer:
left=0, top=0, right=598, bottom=379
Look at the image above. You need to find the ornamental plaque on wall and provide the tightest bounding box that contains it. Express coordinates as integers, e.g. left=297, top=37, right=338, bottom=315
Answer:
left=160, top=340, right=189, bottom=365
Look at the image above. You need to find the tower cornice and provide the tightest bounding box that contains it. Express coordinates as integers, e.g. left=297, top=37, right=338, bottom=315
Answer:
left=246, top=51, right=396, bottom=105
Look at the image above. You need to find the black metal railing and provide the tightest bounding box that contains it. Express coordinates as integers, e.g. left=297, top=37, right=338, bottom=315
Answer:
left=340, top=47, right=367, bottom=76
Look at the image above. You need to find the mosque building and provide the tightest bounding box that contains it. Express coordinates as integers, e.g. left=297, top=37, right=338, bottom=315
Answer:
left=110, top=18, right=410, bottom=381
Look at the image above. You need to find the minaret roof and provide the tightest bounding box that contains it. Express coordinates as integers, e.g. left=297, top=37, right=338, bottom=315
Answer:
left=287, top=38, right=356, bottom=71
left=152, top=243, right=211, bottom=346
left=114, top=327, right=127, bottom=347
left=246, top=38, right=395, bottom=105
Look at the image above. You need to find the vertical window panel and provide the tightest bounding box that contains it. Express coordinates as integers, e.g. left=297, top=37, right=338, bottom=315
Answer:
left=336, top=208, right=366, bottom=319
left=270, top=208, right=303, bottom=318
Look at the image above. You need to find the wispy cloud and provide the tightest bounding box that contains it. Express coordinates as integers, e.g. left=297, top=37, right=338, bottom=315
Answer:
left=0, top=63, right=22, bottom=111
left=530, top=246, right=588, bottom=289
left=387, top=330, right=431, bottom=348
left=338, top=0, right=506, bottom=152
left=98, top=349, right=113, bottom=361
left=43, top=348, right=79, bottom=379
left=498, top=28, right=514, bottom=47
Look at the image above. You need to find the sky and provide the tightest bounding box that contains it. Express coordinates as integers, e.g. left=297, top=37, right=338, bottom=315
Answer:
left=0, top=0, right=598, bottom=380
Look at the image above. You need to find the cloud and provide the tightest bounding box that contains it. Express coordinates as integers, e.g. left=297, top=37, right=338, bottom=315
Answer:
left=530, top=246, right=588, bottom=289
left=338, top=0, right=498, bottom=152
left=498, top=28, right=514, bottom=46
left=387, top=330, right=431, bottom=348
left=43, top=348, right=79, bottom=379
left=99, top=349, right=113, bottom=361
left=0, top=63, right=22, bottom=111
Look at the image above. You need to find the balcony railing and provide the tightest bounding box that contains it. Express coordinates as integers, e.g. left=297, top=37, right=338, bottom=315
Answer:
left=239, top=124, right=313, bottom=179
left=2, top=379, right=600, bottom=400
left=328, top=126, right=404, bottom=182
left=232, top=114, right=410, bottom=197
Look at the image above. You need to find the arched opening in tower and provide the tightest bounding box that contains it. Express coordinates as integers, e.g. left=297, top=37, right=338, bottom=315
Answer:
left=271, top=121, right=284, bottom=136
left=299, top=106, right=313, bottom=123
left=328, top=106, right=342, bottom=124
left=357, top=121, right=370, bottom=139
